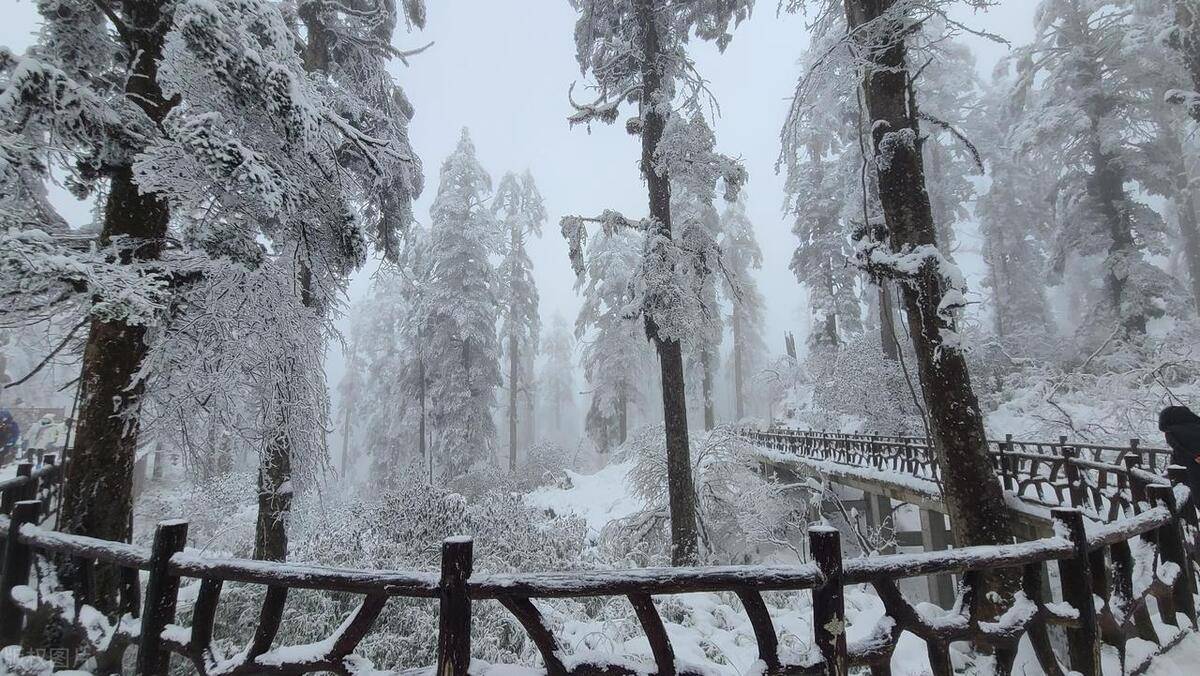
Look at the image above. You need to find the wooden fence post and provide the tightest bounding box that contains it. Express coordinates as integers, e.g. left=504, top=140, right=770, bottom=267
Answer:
left=1131, top=438, right=1146, bottom=472
left=137, top=520, right=188, bottom=675
left=1124, top=456, right=1145, bottom=514
left=1147, top=484, right=1198, bottom=628
left=1001, top=434, right=1014, bottom=492
left=810, top=526, right=847, bottom=676
left=0, top=500, right=41, bottom=646
left=1052, top=508, right=1100, bottom=676
left=1061, top=447, right=1085, bottom=509
left=437, top=537, right=474, bottom=676
left=1, top=464, right=34, bottom=516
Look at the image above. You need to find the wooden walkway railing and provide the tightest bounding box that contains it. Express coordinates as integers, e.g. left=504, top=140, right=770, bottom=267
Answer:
left=0, top=436, right=1197, bottom=676
left=744, top=428, right=1172, bottom=522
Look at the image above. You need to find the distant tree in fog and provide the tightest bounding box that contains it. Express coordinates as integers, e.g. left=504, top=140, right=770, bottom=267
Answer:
left=417, top=130, right=500, bottom=477
left=718, top=197, right=768, bottom=421
left=494, top=171, right=545, bottom=469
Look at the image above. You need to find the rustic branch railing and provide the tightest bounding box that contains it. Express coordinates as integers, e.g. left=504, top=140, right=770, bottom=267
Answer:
left=744, top=428, right=1174, bottom=520
left=1, top=437, right=1197, bottom=676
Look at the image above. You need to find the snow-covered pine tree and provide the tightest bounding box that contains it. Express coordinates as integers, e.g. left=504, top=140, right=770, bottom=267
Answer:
left=345, top=236, right=432, bottom=486
left=1167, top=0, right=1200, bottom=122
left=2, top=0, right=426, bottom=576
left=663, top=113, right=739, bottom=430
left=915, top=35, right=981, bottom=262
left=0, top=1, right=178, bottom=597
left=1128, top=1, right=1200, bottom=315
left=783, top=20, right=868, bottom=354
left=540, top=313, right=577, bottom=442
left=785, top=0, right=1016, bottom=601
left=1011, top=0, right=1177, bottom=340
left=576, top=229, right=650, bottom=449
left=562, top=0, right=751, bottom=564
left=718, top=197, right=768, bottom=421
left=494, top=171, right=545, bottom=469
left=974, top=70, right=1055, bottom=350
left=419, top=130, right=501, bottom=477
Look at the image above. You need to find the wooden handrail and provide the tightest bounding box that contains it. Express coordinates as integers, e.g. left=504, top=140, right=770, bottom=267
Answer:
left=1, top=437, right=1196, bottom=676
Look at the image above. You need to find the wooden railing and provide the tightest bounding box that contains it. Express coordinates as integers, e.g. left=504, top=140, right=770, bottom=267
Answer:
left=0, top=438, right=1197, bottom=676
left=744, top=428, right=1173, bottom=521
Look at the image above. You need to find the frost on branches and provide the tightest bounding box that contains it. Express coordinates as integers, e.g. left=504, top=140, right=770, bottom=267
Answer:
left=417, top=129, right=502, bottom=477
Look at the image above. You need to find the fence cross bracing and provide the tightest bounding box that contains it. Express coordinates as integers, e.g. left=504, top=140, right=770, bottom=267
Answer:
left=0, top=430, right=1196, bottom=676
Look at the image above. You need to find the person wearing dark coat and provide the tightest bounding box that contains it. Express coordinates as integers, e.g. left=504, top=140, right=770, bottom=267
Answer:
left=1159, top=405, right=1200, bottom=501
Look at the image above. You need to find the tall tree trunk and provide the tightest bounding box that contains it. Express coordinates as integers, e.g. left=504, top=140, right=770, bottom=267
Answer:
left=1160, top=122, right=1200, bottom=314
left=845, top=0, right=1013, bottom=583
left=254, top=416, right=292, bottom=562
left=60, top=0, right=173, bottom=612
left=340, top=398, right=353, bottom=475
left=878, top=283, right=899, bottom=360
left=701, top=350, right=716, bottom=431
left=638, top=0, right=699, bottom=566
left=508, top=330, right=519, bottom=470
left=1177, top=193, right=1200, bottom=314
left=254, top=263, right=313, bottom=562
left=1173, top=1, right=1200, bottom=123
left=732, top=312, right=745, bottom=420
left=1091, top=136, right=1144, bottom=335
left=508, top=222, right=521, bottom=469
left=418, top=357, right=427, bottom=461
left=617, top=385, right=628, bottom=445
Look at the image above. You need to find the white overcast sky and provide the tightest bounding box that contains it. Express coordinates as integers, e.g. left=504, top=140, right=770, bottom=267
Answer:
left=1, top=0, right=1037, bottom=399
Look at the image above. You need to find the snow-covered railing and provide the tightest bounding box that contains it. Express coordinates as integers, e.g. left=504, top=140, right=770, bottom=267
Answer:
left=0, top=446, right=1197, bottom=676
left=742, top=428, right=1174, bottom=521
left=0, top=452, right=65, bottom=525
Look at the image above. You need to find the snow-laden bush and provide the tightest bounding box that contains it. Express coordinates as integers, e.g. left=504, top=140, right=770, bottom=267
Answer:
left=798, top=335, right=923, bottom=435
left=174, top=462, right=588, bottom=671
left=449, top=441, right=574, bottom=500
left=601, top=425, right=816, bottom=565
left=984, top=320, right=1200, bottom=443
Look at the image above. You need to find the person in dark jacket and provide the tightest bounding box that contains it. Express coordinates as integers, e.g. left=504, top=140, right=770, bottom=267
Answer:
left=1159, top=405, right=1200, bottom=499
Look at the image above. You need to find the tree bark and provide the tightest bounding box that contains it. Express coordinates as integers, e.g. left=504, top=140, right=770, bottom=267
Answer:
left=638, top=0, right=699, bottom=566
left=732, top=312, right=745, bottom=420
left=60, top=0, right=174, bottom=613
left=340, top=397, right=353, bottom=475
left=1174, top=0, right=1200, bottom=124
left=845, top=0, right=1013, bottom=581
left=617, top=386, right=628, bottom=445
left=254, top=419, right=292, bottom=562
left=879, top=283, right=899, bottom=360
left=700, top=350, right=716, bottom=431
left=508, top=329, right=519, bottom=470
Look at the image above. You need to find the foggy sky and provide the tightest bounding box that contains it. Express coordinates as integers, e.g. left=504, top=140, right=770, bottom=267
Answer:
left=1, top=0, right=1038, bottom=409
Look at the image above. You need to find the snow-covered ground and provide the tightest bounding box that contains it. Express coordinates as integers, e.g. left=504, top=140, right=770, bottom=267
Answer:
left=522, top=458, right=1200, bottom=676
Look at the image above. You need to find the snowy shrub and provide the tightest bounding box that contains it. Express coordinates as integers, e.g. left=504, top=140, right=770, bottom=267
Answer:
left=176, top=464, right=588, bottom=671
left=801, top=335, right=923, bottom=435
left=604, top=425, right=819, bottom=565
left=984, top=320, right=1200, bottom=443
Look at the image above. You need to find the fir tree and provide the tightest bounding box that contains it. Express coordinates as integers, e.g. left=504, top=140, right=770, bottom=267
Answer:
left=494, top=171, right=545, bottom=469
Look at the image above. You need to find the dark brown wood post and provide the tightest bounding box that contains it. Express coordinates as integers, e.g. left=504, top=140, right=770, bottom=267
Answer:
left=1052, top=508, right=1100, bottom=676
left=1147, top=484, right=1198, bottom=627
left=1132, top=438, right=1147, bottom=472
left=1, top=463, right=34, bottom=516
left=1001, top=434, right=1014, bottom=492
left=0, top=500, right=41, bottom=646
left=437, top=536, right=474, bottom=676
left=1062, top=447, right=1085, bottom=509
left=810, top=526, right=847, bottom=676
left=1124, top=456, right=1146, bottom=514
left=138, top=520, right=188, bottom=675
